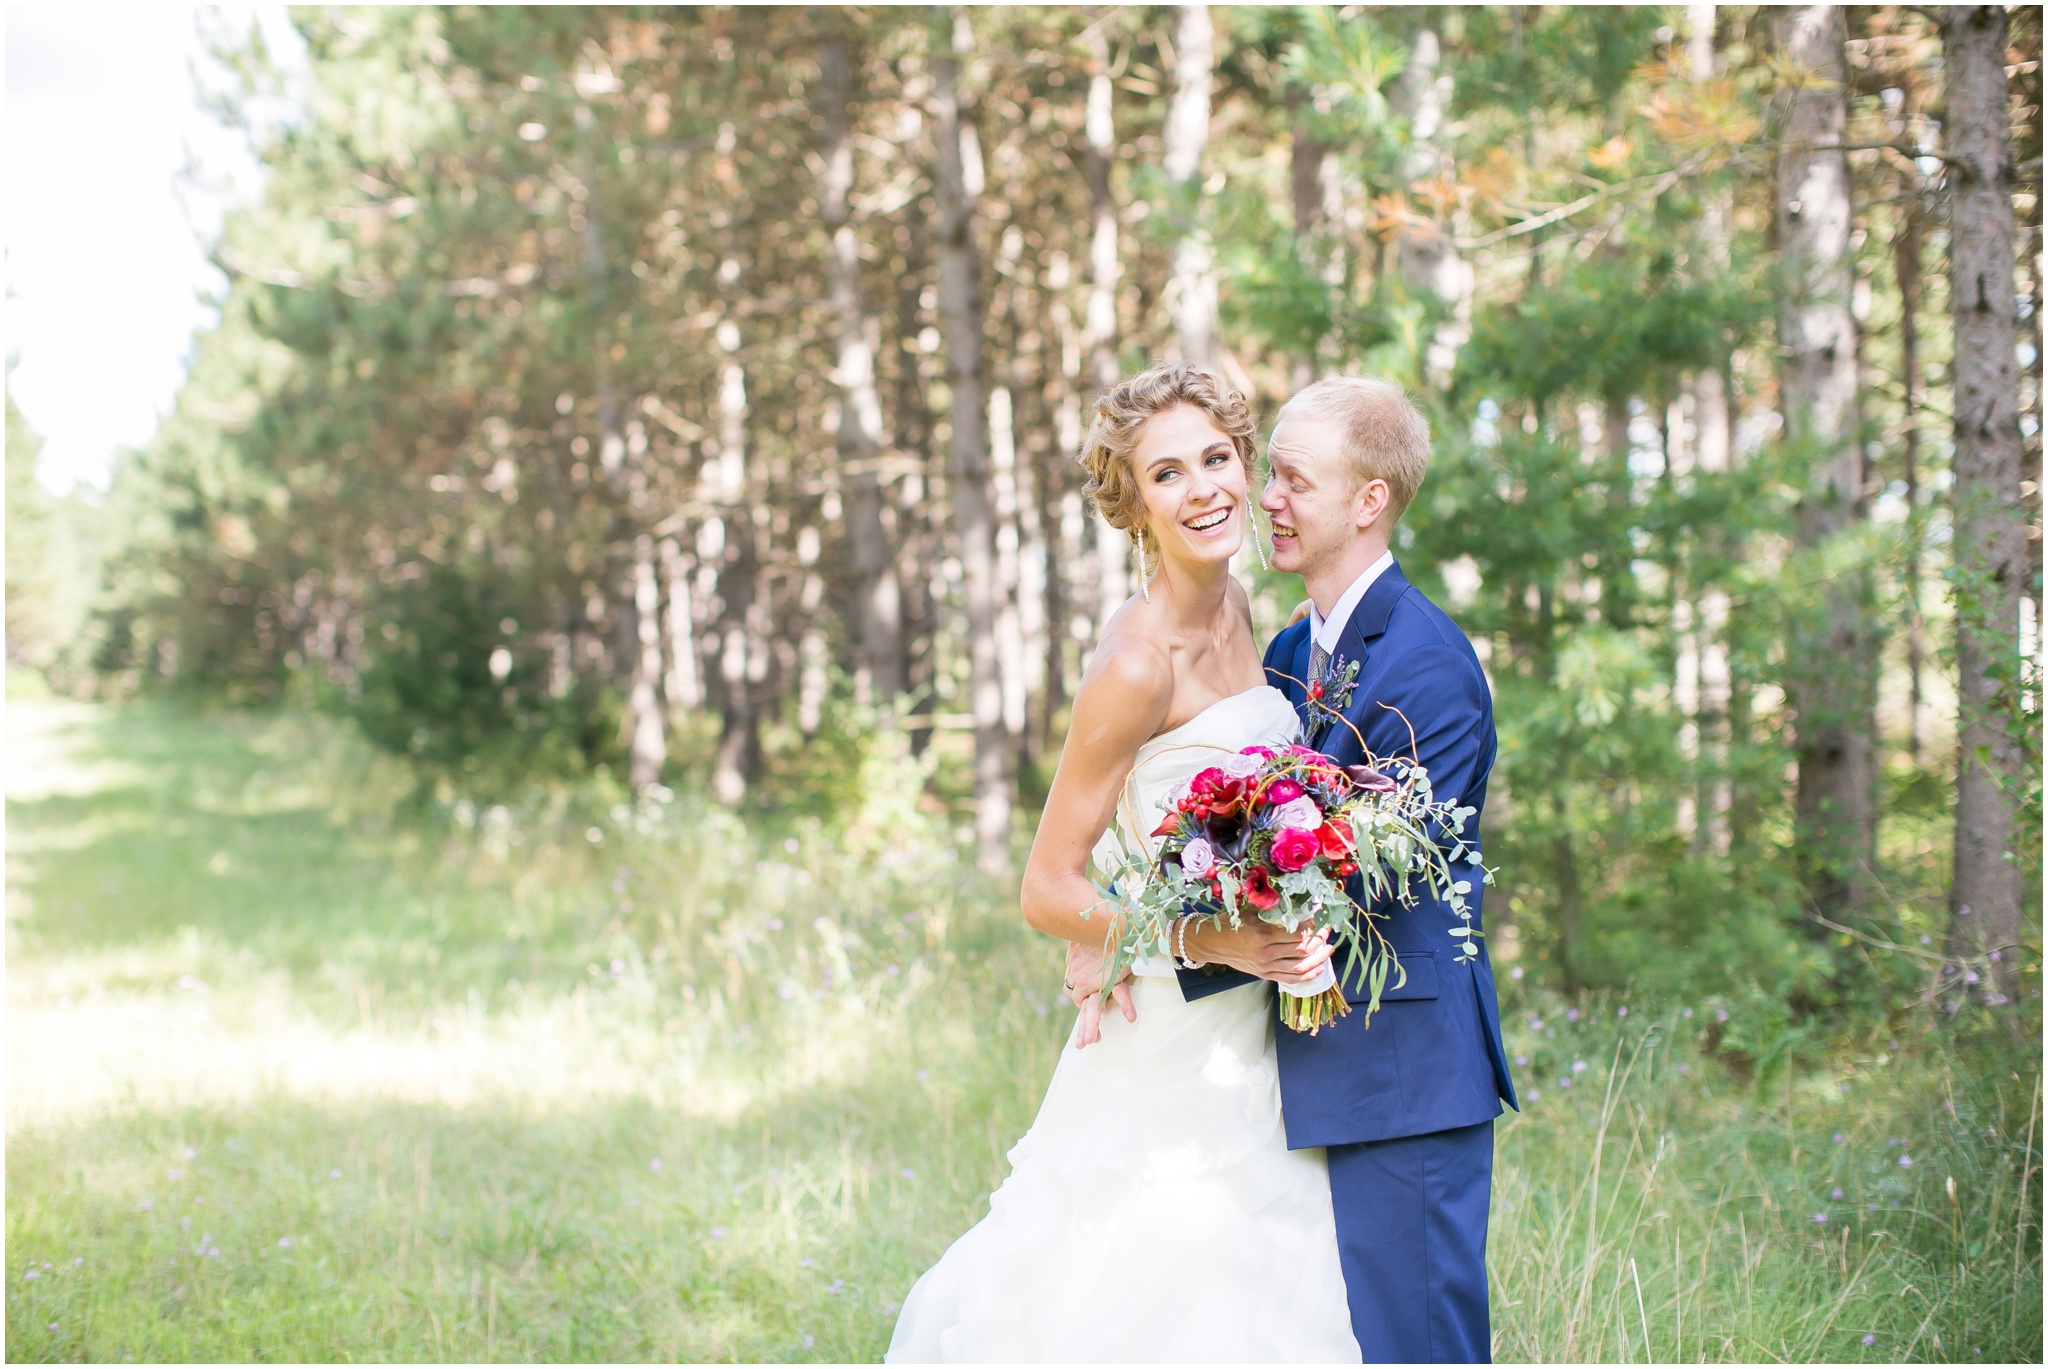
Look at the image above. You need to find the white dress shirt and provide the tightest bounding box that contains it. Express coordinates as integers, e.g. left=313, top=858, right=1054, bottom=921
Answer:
left=1306, top=549, right=1395, bottom=656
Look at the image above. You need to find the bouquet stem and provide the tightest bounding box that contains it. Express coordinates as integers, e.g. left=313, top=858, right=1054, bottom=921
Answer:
left=1279, top=984, right=1351, bottom=1035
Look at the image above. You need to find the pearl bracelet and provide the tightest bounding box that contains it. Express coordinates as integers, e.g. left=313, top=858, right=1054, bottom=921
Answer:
left=1174, top=915, right=1202, bottom=969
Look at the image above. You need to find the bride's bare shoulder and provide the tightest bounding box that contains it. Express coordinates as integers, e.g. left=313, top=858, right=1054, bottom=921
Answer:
left=1076, top=606, right=1174, bottom=728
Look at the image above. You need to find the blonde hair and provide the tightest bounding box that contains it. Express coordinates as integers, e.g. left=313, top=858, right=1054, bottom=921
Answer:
left=1077, top=363, right=1258, bottom=554
left=1272, top=376, right=1432, bottom=519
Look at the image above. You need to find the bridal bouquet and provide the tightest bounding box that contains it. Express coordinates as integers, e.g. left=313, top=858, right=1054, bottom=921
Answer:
left=1093, top=741, right=1489, bottom=1034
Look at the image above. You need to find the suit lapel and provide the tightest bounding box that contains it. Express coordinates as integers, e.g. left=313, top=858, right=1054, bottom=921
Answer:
left=1319, top=560, right=1410, bottom=762
left=1349, top=559, right=1410, bottom=647
left=1289, top=622, right=1315, bottom=705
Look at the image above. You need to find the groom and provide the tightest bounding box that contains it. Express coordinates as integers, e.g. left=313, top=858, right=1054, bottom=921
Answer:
left=1177, top=377, right=1518, bottom=1363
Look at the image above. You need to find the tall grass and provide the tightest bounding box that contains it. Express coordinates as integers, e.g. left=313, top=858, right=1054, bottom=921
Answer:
left=5, top=694, right=2039, bottom=1361
left=1490, top=1012, right=2039, bottom=1362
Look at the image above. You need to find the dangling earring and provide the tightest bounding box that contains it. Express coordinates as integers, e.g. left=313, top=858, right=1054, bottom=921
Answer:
left=1137, top=528, right=1151, bottom=602
left=1251, top=508, right=1271, bottom=571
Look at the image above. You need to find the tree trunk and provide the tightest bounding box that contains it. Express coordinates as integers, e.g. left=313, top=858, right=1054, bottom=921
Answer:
left=893, top=202, right=940, bottom=757
left=710, top=280, right=760, bottom=806
left=1163, top=3, right=1217, bottom=369
left=659, top=535, right=701, bottom=711
left=1043, top=250, right=1082, bottom=731
left=932, top=12, right=1012, bottom=868
left=1085, top=25, right=1121, bottom=399
left=1084, top=29, right=1129, bottom=612
left=817, top=35, right=904, bottom=707
left=1552, top=826, right=1584, bottom=994
left=1393, top=23, right=1472, bottom=386
left=1289, top=89, right=1330, bottom=391
left=990, top=382, right=1030, bottom=743
left=628, top=534, right=665, bottom=787
left=1940, top=4, right=2028, bottom=1003
left=578, top=98, right=664, bottom=784
left=1895, top=168, right=1930, bottom=764
left=1689, top=2, right=1734, bottom=854
left=1772, top=5, right=1877, bottom=923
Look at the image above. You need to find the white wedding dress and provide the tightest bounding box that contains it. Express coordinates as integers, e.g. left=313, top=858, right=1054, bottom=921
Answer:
left=887, top=685, right=1360, bottom=1364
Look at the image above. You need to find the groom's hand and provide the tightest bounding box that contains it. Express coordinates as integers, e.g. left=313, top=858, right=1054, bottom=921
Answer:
left=1183, top=920, right=1334, bottom=985
left=1063, top=941, right=1135, bottom=1048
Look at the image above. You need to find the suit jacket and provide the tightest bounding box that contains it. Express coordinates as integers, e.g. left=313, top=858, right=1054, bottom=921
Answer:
left=1179, top=560, right=1518, bottom=1148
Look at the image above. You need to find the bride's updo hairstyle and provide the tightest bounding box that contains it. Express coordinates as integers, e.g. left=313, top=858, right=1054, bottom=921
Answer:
left=1077, top=362, right=1259, bottom=562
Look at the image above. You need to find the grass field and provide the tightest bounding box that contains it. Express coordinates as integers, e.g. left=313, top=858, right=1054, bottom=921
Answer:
left=5, top=692, right=2040, bottom=1362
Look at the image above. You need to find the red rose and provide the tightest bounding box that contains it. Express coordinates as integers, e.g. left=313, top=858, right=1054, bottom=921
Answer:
left=1316, top=821, right=1355, bottom=860
left=1242, top=865, right=1281, bottom=910
left=1270, top=826, right=1320, bottom=872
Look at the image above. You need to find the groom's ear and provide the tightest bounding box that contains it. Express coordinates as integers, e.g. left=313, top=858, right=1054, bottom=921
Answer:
left=1286, top=600, right=1312, bottom=628
left=1353, top=476, right=1393, bottom=531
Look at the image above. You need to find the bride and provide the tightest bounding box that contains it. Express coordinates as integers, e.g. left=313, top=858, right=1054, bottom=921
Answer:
left=887, top=363, right=1361, bottom=1363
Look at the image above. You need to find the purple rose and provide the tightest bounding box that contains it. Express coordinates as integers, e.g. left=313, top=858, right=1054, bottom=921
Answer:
left=1272, top=796, right=1322, bottom=831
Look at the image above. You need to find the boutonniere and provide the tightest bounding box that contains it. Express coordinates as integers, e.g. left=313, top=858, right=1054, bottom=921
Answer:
left=1303, top=654, right=1361, bottom=744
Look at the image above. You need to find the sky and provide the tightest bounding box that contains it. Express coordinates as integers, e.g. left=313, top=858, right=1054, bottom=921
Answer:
left=6, top=5, right=303, bottom=495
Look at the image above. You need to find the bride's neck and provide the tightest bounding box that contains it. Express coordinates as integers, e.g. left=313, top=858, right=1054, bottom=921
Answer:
left=1148, top=554, right=1234, bottom=630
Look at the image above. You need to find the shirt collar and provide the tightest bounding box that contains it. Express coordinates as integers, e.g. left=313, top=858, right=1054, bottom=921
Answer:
left=1307, top=550, right=1395, bottom=655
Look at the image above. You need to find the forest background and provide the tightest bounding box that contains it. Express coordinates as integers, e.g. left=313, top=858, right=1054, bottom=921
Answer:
left=4, top=4, right=2043, bottom=1361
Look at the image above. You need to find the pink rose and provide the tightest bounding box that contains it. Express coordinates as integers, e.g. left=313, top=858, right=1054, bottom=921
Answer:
left=1270, top=826, right=1320, bottom=873
left=1262, top=778, right=1305, bottom=808
left=1180, top=837, right=1216, bottom=878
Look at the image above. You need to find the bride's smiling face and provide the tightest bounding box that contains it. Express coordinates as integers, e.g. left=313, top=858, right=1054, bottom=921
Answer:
left=1129, top=404, right=1249, bottom=572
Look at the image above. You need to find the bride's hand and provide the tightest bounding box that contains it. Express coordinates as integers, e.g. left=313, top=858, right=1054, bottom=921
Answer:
left=1183, top=920, right=1335, bottom=985
left=1063, top=941, right=1135, bottom=1048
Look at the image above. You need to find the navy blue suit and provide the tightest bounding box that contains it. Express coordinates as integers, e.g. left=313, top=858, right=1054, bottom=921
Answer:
left=1178, top=560, right=1517, bottom=1362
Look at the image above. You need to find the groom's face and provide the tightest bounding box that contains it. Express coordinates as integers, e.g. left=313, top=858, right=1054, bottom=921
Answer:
left=1261, top=417, right=1373, bottom=578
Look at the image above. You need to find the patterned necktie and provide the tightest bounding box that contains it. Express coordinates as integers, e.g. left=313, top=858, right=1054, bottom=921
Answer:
left=1306, top=640, right=1330, bottom=741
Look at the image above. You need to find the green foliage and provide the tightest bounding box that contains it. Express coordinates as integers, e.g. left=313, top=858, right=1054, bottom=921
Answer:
left=1461, top=259, right=1752, bottom=407
left=351, top=566, right=617, bottom=781
left=47, top=5, right=2040, bottom=1023
left=1454, top=7, right=1673, bottom=121
left=5, top=389, right=106, bottom=685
